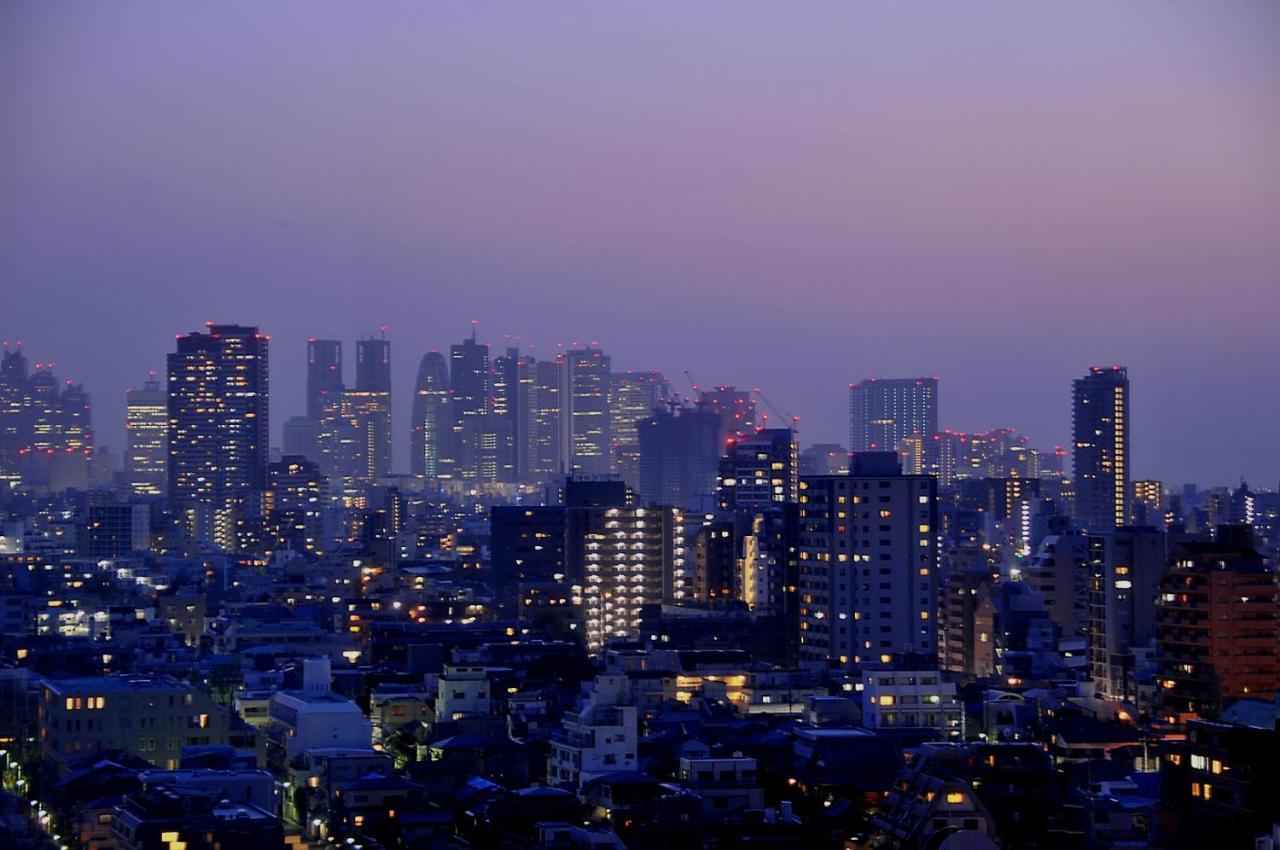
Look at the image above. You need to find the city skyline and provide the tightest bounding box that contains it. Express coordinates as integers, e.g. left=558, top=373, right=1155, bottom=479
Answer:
left=0, top=326, right=1273, bottom=489
left=3, top=5, right=1279, bottom=848
left=4, top=1, right=1280, bottom=486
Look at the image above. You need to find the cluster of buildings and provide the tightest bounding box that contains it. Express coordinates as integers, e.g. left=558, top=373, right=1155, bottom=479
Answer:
left=0, top=326, right=1278, bottom=850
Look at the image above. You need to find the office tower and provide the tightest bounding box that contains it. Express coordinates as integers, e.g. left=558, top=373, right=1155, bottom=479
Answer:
left=716, top=428, right=798, bottom=516
left=124, top=374, right=167, bottom=496
left=410, top=350, right=450, bottom=478
left=0, top=346, right=97, bottom=491
left=491, top=346, right=523, bottom=482
left=636, top=404, right=722, bottom=511
left=0, top=346, right=28, bottom=476
left=306, top=339, right=343, bottom=421
left=797, top=452, right=939, bottom=670
left=167, top=324, right=269, bottom=550
left=848, top=377, right=938, bottom=456
left=305, top=341, right=345, bottom=481
left=1131, top=480, right=1164, bottom=526
left=264, top=455, right=331, bottom=555
left=1155, top=526, right=1279, bottom=724
left=449, top=330, right=491, bottom=481
left=342, top=336, right=392, bottom=480
left=564, top=347, right=612, bottom=476
left=698, top=386, right=757, bottom=438
left=525, top=358, right=565, bottom=482
left=57, top=380, right=93, bottom=452
left=1086, top=527, right=1166, bottom=701
left=282, top=415, right=318, bottom=460
left=609, top=371, right=667, bottom=488
left=1072, top=365, right=1129, bottom=532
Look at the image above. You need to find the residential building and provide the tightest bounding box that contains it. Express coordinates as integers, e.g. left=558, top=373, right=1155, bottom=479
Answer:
left=1072, top=365, right=1129, bottom=532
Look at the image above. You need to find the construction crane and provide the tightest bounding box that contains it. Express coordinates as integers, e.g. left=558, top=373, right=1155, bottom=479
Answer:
left=682, top=369, right=701, bottom=398
left=752, top=386, right=800, bottom=437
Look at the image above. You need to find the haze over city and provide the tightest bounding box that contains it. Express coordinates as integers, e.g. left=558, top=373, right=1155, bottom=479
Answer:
left=4, top=1, right=1279, bottom=485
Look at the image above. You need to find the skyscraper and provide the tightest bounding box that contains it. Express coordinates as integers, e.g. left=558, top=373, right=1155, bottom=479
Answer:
left=355, top=336, right=391, bottom=393
left=343, top=337, right=392, bottom=482
left=564, top=347, right=612, bottom=476
left=306, top=339, right=343, bottom=421
left=124, top=373, right=167, bottom=496
left=0, top=345, right=96, bottom=491
left=636, top=404, right=722, bottom=512
left=167, top=324, right=269, bottom=549
left=848, top=377, right=938, bottom=454
left=410, top=350, right=450, bottom=478
left=306, top=339, right=345, bottom=480
left=609, top=371, right=667, bottom=488
left=798, top=452, right=939, bottom=669
left=491, top=346, right=523, bottom=482
left=525, top=358, right=564, bottom=481
left=449, top=330, right=491, bottom=481
left=1072, top=365, right=1129, bottom=532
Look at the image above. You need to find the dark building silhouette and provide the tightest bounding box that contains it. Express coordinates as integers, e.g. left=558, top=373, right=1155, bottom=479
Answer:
left=636, top=404, right=721, bottom=512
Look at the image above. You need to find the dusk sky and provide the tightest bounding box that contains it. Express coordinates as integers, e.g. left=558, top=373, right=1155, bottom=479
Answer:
left=3, top=1, right=1278, bottom=485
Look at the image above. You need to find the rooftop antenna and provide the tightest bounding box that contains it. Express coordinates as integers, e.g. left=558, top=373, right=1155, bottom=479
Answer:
left=470, top=319, right=478, bottom=342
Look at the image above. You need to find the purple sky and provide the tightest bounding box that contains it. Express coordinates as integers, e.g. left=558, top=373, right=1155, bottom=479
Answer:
left=3, top=1, right=1279, bottom=486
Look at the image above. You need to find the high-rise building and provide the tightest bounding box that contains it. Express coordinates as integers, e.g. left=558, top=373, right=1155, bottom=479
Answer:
left=305, top=340, right=345, bottom=482
left=574, top=503, right=684, bottom=651
left=1086, top=526, right=1166, bottom=701
left=564, top=347, right=612, bottom=476
left=716, top=428, right=799, bottom=516
left=848, top=377, right=938, bottom=455
left=609, top=371, right=667, bottom=488
left=264, top=455, right=331, bottom=555
left=281, top=415, right=319, bottom=460
left=1072, top=365, right=1129, bottom=532
left=306, top=339, right=343, bottom=421
left=698, top=386, right=757, bottom=438
left=124, top=374, right=167, bottom=496
left=525, top=358, right=564, bottom=482
left=798, top=452, right=939, bottom=670
left=167, top=324, right=269, bottom=549
left=0, top=345, right=96, bottom=491
left=491, top=480, right=684, bottom=651
left=1155, top=526, right=1279, bottom=724
left=410, top=350, right=450, bottom=478
left=449, top=331, right=491, bottom=481
left=491, top=346, right=523, bottom=482
left=636, top=405, right=722, bottom=511
left=345, top=337, right=392, bottom=480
